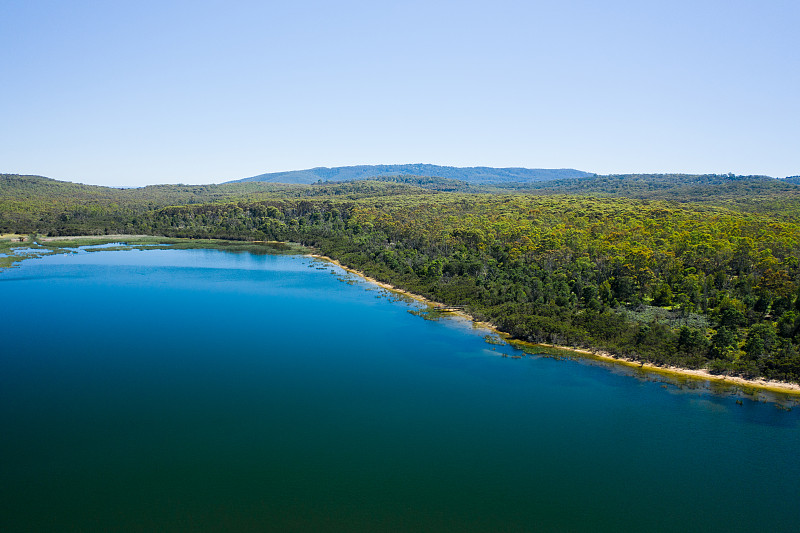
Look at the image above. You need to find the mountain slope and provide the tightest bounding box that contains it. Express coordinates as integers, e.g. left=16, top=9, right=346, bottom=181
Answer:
left=228, top=164, right=593, bottom=185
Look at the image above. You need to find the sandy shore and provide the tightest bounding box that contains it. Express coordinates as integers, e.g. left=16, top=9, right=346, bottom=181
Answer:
left=309, top=254, right=439, bottom=307
left=534, top=343, right=800, bottom=395
left=310, top=253, right=800, bottom=396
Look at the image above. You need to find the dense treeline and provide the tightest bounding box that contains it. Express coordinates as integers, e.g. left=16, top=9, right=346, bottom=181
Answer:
left=508, top=173, right=800, bottom=200
left=3, top=173, right=800, bottom=382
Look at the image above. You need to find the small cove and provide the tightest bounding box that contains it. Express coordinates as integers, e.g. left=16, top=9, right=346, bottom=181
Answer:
left=1, top=247, right=799, bottom=532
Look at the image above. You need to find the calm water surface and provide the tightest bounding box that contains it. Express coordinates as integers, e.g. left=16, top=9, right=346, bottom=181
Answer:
left=1, top=248, right=799, bottom=532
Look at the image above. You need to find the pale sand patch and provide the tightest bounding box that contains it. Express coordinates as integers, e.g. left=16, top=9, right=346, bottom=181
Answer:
left=310, top=253, right=800, bottom=396
left=1, top=233, right=28, bottom=241
left=38, top=234, right=153, bottom=242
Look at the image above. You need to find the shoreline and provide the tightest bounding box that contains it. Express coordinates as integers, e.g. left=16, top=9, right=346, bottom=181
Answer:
left=7, top=235, right=799, bottom=396
left=310, top=252, right=800, bottom=397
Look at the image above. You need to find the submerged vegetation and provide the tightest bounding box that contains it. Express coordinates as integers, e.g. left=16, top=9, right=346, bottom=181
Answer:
left=0, top=233, right=303, bottom=269
left=3, top=172, right=800, bottom=383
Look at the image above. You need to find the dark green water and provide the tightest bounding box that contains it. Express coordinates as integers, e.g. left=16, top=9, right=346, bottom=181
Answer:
left=2, top=248, right=799, bottom=532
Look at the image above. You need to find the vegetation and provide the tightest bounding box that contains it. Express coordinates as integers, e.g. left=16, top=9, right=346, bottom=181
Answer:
left=3, top=172, right=800, bottom=383
left=503, top=173, right=800, bottom=209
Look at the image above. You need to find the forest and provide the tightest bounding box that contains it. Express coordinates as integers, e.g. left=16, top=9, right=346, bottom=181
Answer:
left=3, top=172, right=800, bottom=383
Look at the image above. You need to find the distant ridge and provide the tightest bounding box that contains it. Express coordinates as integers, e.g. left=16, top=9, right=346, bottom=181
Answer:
left=227, top=164, right=594, bottom=185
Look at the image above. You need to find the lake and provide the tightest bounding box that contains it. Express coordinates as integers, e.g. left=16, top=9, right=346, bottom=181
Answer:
left=1, top=247, right=799, bottom=532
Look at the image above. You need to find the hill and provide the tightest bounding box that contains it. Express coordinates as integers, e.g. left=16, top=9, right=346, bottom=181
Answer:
left=228, top=164, right=593, bottom=185
left=0, top=173, right=439, bottom=235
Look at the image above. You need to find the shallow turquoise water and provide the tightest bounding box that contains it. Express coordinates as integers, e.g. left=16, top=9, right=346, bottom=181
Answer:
left=1, top=248, right=799, bottom=532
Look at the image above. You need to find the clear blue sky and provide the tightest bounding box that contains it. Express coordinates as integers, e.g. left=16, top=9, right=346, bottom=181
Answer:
left=2, top=0, right=798, bottom=186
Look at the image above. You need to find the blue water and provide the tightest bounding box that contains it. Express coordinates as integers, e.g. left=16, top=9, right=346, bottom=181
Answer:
left=1, top=248, right=799, bottom=532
